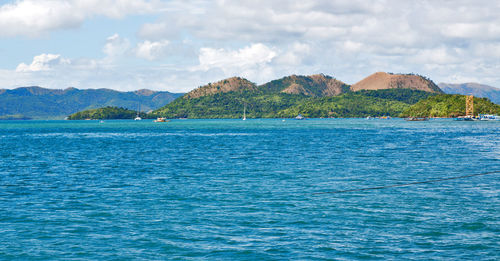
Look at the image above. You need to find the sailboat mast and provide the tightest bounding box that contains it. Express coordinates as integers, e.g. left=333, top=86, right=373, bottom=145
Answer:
left=243, top=103, right=246, bottom=120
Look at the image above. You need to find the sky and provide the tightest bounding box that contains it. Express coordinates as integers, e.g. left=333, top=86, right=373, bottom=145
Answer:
left=1, top=0, right=500, bottom=92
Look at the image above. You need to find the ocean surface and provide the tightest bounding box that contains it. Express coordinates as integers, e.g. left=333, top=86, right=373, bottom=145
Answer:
left=0, top=119, right=499, bottom=260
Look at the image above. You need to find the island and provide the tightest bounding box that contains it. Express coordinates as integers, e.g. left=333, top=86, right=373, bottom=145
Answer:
left=67, top=72, right=500, bottom=119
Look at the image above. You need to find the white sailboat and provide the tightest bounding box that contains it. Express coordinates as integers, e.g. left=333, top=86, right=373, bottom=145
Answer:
left=134, top=104, right=142, bottom=121
left=243, top=103, right=247, bottom=121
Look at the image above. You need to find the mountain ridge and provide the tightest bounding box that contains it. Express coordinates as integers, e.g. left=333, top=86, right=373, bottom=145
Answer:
left=181, top=72, right=442, bottom=101
left=153, top=72, right=444, bottom=119
left=438, top=82, right=500, bottom=104
left=0, top=86, right=184, bottom=119
left=9, top=72, right=500, bottom=120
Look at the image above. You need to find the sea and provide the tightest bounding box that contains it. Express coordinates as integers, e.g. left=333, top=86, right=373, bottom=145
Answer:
left=0, top=119, right=499, bottom=260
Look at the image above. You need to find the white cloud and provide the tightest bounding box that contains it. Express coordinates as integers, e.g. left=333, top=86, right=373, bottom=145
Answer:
left=135, top=40, right=170, bottom=60
left=410, top=47, right=461, bottom=65
left=4, top=0, right=500, bottom=91
left=342, top=41, right=364, bottom=53
left=185, top=43, right=278, bottom=84
left=15, top=33, right=133, bottom=73
left=196, top=43, right=277, bottom=73
left=103, top=34, right=130, bottom=57
left=274, top=42, right=311, bottom=67
left=0, top=0, right=162, bottom=37
left=16, top=54, right=70, bottom=72
left=473, top=43, right=500, bottom=58
left=6, top=34, right=196, bottom=92
left=132, top=0, right=500, bottom=82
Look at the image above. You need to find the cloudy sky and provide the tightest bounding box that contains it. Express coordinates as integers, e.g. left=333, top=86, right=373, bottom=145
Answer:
left=1, top=0, right=500, bottom=92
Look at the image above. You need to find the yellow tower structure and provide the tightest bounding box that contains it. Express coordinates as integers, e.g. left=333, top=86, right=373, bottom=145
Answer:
left=465, top=95, right=474, bottom=117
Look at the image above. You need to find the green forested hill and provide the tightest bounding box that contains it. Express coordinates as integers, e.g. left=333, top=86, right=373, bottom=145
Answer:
left=278, top=93, right=411, bottom=118
left=401, top=94, right=500, bottom=117
left=62, top=73, right=500, bottom=120
left=67, top=106, right=147, bottom=120
left=152, top=73, right=443, bottom=119
left=153, top=91, right=306, bottom=118
left=5, top=73, right=449, bottom=119
left=153, top=89, right=436, bottom=118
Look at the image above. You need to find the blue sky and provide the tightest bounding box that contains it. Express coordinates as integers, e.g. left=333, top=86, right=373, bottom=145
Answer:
left=1, top=0, right=500, bottom=92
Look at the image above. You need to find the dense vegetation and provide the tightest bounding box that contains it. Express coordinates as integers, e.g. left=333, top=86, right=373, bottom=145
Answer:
left=278, top=94, right=410, bottom=118
left=355, top=89, right=435, bottom=104
left=71, top=92, right=500, bottom=119
left=64, top=73, right=500, bottom=119
left=401, top=94, right=500, bottom=117
left=153, top=89, right=437, bottom=118
left=67, top=106, right=147, bottom=120
left=153, top=91, right=305, bottom=118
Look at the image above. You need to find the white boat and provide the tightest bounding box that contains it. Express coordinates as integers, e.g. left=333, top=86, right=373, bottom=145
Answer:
left=405, top=117, right=429, bottom=121
left=295, top=114, right=304, bottom=120
left=135, top=104, right=142, bottom=120
left=479, top=114, right=500, bottom=121
left=243, top=103, right=246, bottom=121
left=154, top=117, right=169, bottom=122
left=455, top=115, right=476, bottom=121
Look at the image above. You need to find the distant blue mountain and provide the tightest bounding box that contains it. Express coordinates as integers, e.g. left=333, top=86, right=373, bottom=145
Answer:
left=0, top=86, right=184, bottom=119
left=439, top=83, right=500, bottom=104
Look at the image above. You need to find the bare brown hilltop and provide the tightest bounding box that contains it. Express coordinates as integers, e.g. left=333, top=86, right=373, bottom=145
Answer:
left=185, top=74, right=350, bottom=99
left=182, top=72, right=442, bottom=100
left=273, top=74, right=349, bottom=97
left=185, top=77, right=257, bottom=99
left=351, top=72, right=442, bottom=93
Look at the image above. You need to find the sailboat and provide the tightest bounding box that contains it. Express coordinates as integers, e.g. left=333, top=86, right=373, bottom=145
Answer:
left=243, top=103, right=247, bottom=121
left=134, top=104, right=142, bottom=121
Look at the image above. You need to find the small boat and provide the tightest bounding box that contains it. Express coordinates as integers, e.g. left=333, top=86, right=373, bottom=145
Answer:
left=479, top=114, right=500, bottom=121
left=405, top=117, right=429, bottom=121
left=243, top=103, right=246, bottom=121
left=154, top=117, right=169, bottom=122
left=455, top=116, right=476, bottom=121
left=295, top=114, right=304, bottom=120
left=135, top=104, right=142, bottom=120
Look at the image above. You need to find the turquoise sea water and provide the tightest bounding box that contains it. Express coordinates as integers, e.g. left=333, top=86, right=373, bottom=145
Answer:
left=0, top=119, right=499, bottom=260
